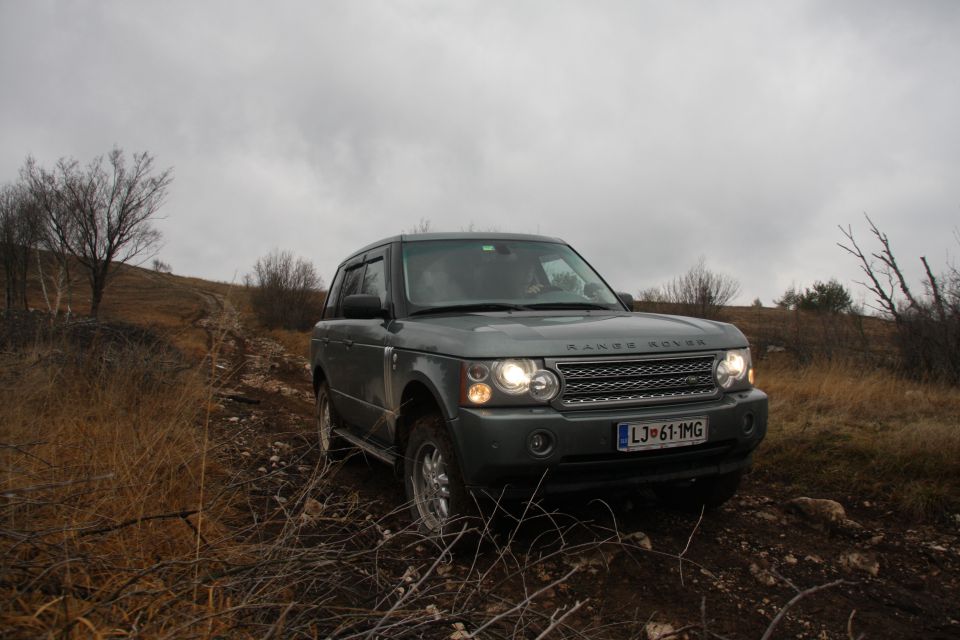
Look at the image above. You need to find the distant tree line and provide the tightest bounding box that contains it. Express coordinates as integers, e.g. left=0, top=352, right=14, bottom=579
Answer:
left=0, top=148, right=171, bottom=318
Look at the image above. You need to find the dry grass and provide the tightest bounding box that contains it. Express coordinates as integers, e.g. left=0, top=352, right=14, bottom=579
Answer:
left=0, top=329, right=223, bottom=636
left=756, top=356, right=960, bottom=518
left=262, top=327, right=311, bottom=359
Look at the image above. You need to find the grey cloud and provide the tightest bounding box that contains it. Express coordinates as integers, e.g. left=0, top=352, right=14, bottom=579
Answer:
left=2, top=1, right=958, bottom=304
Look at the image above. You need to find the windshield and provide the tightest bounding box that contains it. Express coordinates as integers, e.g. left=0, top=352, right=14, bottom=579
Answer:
left=402, top=239, right=622, bottom=313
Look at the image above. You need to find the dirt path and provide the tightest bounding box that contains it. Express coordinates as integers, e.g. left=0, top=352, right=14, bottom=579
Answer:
left=195, top=294, right=960, bottom=639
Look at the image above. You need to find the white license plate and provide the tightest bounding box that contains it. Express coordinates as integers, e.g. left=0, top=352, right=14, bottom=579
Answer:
left=617, top=417, right=708, bottom=452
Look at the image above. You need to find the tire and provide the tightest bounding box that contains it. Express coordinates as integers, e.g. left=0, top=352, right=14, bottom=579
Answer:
left=653, top=469, right=743, bottom=512
left=403, top=413, right=477, bottom=539
left=315, top=381, right=344, bottom=463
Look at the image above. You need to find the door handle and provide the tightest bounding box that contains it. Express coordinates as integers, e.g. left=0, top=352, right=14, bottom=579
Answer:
left=344, top=339, right=354, bottom=348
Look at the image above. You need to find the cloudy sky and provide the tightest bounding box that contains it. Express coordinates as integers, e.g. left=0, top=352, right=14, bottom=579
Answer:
left=1, top=1, right=958, bottom=305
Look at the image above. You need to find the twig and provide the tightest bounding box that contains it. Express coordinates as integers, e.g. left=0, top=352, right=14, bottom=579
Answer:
left=533, top=599, right=589, bottom=640
left=78, top=510, right=200, bottom=537
left=469, top=566, right=580, bottom=638
left=2, top=473, right=115, bottom=496
left=678, top=505, right=705, bottom=586
left=760, top=579, right=851, bottom=640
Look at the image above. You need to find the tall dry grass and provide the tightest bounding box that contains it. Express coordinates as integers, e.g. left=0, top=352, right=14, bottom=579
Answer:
left=0, top=325, right=226, bottom=636
left=757, top=357, right=960, bottom=518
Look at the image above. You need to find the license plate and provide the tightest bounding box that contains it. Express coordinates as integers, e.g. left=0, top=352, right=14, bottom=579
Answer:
left=617, top=417, right=708, bottom=452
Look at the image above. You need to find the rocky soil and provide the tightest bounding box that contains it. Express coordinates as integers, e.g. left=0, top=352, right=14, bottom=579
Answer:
left=198, top=296, right=960, bottom=640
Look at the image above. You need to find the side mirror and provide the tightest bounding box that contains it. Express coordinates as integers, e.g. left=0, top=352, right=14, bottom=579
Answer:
left=617, top=292, right=635, bottom=311
left=343, top=294, right=387, bottom=319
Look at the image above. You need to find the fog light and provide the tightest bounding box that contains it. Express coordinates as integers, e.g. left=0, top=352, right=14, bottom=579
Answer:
left=527, top=430, right=554, bottom=457
left=467, top=383, right=492, bottom=404
left=742, top=412, right=755, bottom=435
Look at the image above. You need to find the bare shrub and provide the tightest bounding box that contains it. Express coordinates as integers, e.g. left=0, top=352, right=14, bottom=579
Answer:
left=637, top=257, right=740, bottom=319
left=246, top=249, right=325, bottom=330
left=839, top=215, right=960, bottom=384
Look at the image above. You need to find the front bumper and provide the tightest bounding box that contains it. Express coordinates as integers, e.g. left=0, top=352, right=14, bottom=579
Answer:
left=448, top=388, right=767, bottom=498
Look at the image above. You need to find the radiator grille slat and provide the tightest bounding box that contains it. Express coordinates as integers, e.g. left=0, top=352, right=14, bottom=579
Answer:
left=556, top=355, right=718, bottom=406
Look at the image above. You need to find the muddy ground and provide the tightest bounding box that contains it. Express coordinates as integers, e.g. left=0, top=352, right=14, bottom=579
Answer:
left=200, top=299, right=960, bottom=640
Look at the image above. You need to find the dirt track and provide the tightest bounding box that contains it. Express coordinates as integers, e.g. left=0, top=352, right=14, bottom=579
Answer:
left=199, top=296, right=960, bottom=639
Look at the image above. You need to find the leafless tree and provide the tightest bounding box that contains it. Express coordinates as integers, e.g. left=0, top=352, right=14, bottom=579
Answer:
left=246, top=249, right=326, bottom=330
left=660, top=257, right=741, bottom=319
left=23, top=149, right=172, bottom=318
left=404, top=217, right=433, bottom=234
left=839, top=214, right=960, bottom=383
left=0, top=183, right=43, bottom=311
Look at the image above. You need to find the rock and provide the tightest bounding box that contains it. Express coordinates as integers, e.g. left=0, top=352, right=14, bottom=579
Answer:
left=840, top=551, right=880, bottom=576
left=754, top=509, right=780, bottom=523
left=623, top=531, right=653, bottom=550
left=785, top=497, right=852, bottom=531
left=749, top=562, right=778, bottom=586
left=269, top=455, right=281, bottom=463
left=645, top=621, right=675, bottom=639
left=784, top=554, right=798, bottom=565
left=303, top=497, right=324, bottom=519
left=228, top=416, right=239, bottom=423
left=450, top=622, right=471, bottom=640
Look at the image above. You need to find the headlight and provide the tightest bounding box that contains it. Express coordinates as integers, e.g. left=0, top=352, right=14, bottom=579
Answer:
left=528, top=369, right=560, bottom=401
left=716, top=348, right=752, bottom=390
left=462, top=359, right=561, bottom=404
left=492, top=359, right=537, bottom=394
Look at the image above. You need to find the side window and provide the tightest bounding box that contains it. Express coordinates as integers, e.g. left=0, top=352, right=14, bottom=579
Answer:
left=360, top=257, right=386, bottom=300
left=322, top=267, right=346, bottom=319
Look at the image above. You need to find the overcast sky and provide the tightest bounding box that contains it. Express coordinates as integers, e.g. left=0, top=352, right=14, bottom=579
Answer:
left=2, top=1, right=958, bottom=305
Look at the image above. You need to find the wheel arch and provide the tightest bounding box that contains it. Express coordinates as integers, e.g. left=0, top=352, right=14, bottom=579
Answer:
left=395, top=379, right=448, bottom=467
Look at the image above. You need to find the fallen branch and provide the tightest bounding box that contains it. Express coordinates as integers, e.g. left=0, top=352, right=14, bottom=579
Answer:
left=760, top=579, right=852, bottom=640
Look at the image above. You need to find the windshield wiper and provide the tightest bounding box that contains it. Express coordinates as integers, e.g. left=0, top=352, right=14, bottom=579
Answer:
left=523, top=302, right=615, bottom=310
left=409, top=303, right=530, bottom=316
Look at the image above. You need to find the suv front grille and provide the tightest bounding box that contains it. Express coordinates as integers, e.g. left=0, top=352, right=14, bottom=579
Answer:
left=555, top=355, right=718, bottom=407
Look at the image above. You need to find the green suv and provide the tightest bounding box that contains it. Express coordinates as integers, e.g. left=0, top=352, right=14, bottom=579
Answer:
left=311, top=233, right=767, bottom=534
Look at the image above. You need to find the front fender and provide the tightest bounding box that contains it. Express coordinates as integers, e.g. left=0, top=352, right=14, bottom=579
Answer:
left=391, top=350, right=462, bottom=421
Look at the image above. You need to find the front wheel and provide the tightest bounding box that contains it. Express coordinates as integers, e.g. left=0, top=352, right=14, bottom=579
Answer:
left=403, top=414, right=475, bottom=538
left=653, top=469, right=743, bottom=512
left=315, top=381, right=343, bottom=463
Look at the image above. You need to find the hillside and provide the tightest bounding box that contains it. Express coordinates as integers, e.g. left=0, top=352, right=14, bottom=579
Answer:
left=1, top=265, right=959, bottom=638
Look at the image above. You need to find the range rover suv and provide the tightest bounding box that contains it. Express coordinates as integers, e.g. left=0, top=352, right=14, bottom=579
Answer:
left=310, top=233, right=767, bottom=535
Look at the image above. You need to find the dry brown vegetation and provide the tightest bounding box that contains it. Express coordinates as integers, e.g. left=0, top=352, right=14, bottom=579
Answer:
left=3, top=263, right=959, bottom=637
left=757, top=356, right=960, bottom=519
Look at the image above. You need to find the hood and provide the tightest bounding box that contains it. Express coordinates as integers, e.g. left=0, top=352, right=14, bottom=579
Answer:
left=389, top=311, right=748, bottom=359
